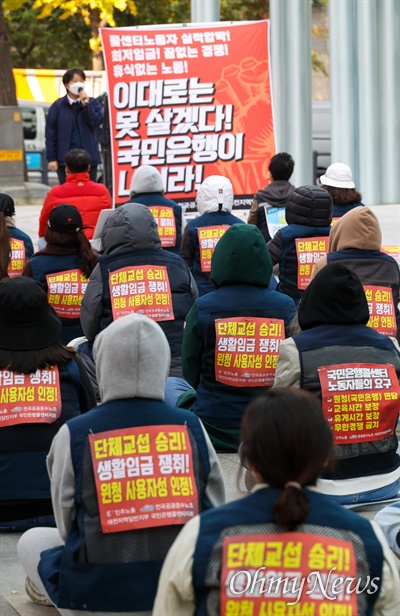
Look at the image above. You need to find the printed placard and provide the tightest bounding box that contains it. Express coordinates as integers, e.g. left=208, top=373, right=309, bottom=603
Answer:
left=89, top=424, right=198, bottom=533
left=198, top=225, right=229, bottom=272
left=221, top=533, right=358, bottom=616
left=295, top=237, right=329, bottom=290
left=381, top=246, right=400, bottom=259
left=0, top=368, right=61, bottom=427
left=215, top=317, right=285, bottom=387
left=109, top=265, right=174, bottom=322
left=265, top=206, right=287, bottom=238
left=318, top=363, right=400, bottom=444
left=46, top=269, right=89, bottom=319
left=8, top=238, right=25, bottom=278
left=148, top=206, right=177, bottom=247
left=364, top=285, right=397, bottom=338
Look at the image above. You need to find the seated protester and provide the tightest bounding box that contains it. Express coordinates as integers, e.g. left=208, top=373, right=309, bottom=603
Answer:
left=0, top=193, right=34, bottom=276
left=18, top=313, right=225, bottom=614
left=267, top=185, right=332, bottom=304
left=312, top=205, right=400, bottom=342
left=247, top=152, right=296, bottom=242
left=38, top=149, right=112, bottom=243
left=0, top=278, right=95, bottom=532
left=168, top=224, right=296, bottom=452
left=274, top=263, right=400, bottom=505
left=375, top=503, right=400, bottom=558
left=181, top=175, right=244, bottom=296
left=124, top=165, right=185, bottom=255
left=320, top=162, right=364, bottom=218
left=80, top=203, right=198, bottom=378
left=153, top=388, right=400, bottom=615
left=23, top=205, right=98, bottom=345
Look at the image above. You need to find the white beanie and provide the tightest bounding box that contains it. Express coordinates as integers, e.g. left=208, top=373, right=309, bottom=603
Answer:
left=130, top=166, right=164, bottom=196
left=196, top=175, right=234, bottom=215
left=94, top=313, right=171, bottom=403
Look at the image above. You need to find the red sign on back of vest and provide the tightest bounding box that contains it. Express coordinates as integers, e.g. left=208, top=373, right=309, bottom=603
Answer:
left=89, top=424, right=198, bottom=533
left=214, top=317, right=285, bottom=387
left=8, top=238, right=25, bottom=278
left=318, top=363, right=399, bottom=444
left=295, top=237, right=329, bottom=290
left=198, top=225, right=229, bottom=272
left=220, top=532, right=358, bottom=616
left=0, top=367, right=61, bottom=427
left=148, top=206, right=177, bottom=248
left=46, top=269, right=89, bottom=319
left=364, top=285, right=397, bottom=338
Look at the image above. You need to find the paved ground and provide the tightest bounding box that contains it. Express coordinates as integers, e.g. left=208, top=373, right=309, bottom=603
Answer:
left=1, top=202, right=399, bottom=614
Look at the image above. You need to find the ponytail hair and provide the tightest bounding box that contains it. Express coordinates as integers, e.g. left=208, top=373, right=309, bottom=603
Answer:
left=0, top=212, right=10, bottom=281
left=44, top=228, right=98, bottom=278
left=240, top=388, right=334, bottom=531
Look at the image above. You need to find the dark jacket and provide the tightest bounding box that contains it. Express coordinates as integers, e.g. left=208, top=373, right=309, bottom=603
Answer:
left=333, top=200, right=364, bottom=218
left=45, top=96, right=103, bottom=165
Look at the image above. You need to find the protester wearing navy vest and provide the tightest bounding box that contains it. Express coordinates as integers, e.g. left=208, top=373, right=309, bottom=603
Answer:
left=274, top=263, right=400, bottom=504
left=181, top=176, right=244, bottom=296
left=124, top=165, right=184, bottom=255
left=312, top=206, right=400, bottom=342
left=18, top=313, right=225, bottom=614
left=154, top=388, right=400, bottom=615
left=0, top=277, right=95, bottom=532
left=167, top=224, right=296, bottom=452
left=80, top=203, right=198, bottom=377
left=320, top=162, right=365, bottom=218
left=267, top=185, right=332, bottom=304
left=0, top=193, right=34, bottom=258
left=23, top=205, right=98, bottom=345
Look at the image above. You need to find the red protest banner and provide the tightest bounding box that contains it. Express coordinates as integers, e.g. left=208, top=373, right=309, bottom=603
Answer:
left=220, top=532, right=358, bottom=616
left=318, top=363, right=400, bottom=445
left=198, top=225, right=229, bottom=272
left=0, top=368, right=61, bottom=427
left=89, top=424, right=198, bottom=533
left=295, top=237, right=330, bottom=290
left=215, top=317, right=285, bottom=387
left=100, top=21, right=275, bottom=209
left=148, top=206, right=177, bottom=247
left=109, top=264, right=174, bottom=322
left=8, top=238, right=25, bottom=278
left=364, top=285, right=397, bottom=338
left=46, top=269, right=89, bottom=319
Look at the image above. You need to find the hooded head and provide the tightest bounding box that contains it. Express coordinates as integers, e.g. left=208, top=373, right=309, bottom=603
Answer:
left=329, top=206, right=381, bottom=252
left=101, top=203, right=161, bottom=255
left=93, top=313, right=171, bottom=403
left=298, top=263, right=370, bottom=331
left=196, top=175, right=234, bottom=215
left=210, top=224, right=273, bottom=288
left=285, top=185, right=332, bottom=227
left=0, top=194, right=15, bottom=218
left=129, top=166, right=164, bottom=197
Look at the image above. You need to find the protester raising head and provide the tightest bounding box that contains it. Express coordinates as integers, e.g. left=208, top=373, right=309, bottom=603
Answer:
left=153, top=387, right=400, bottom=615
left=320, top=162, right=364, bottom=218
left=23, top=204, right=98, bottom=344
left=0, top=277, right=95, bottom=532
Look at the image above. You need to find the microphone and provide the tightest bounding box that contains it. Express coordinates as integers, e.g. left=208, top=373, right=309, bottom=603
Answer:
left=78, top=87, right=89, bottom=104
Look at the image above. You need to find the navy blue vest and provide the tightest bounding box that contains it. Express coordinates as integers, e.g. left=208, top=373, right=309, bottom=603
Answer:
left=278, top=224, right=331, bottom=303
left=193, top=284, right=296, bottom=429
left=30, top=253, right=84, bottom=345
left=99, top=249, right=193, bottom=358
left=125, top=195, right=183, bottom=254
left=332, top=202, right=364, bottom=218
left=0, top=360, right=81, bottom=500
left=192, top=487, right=383, bottom=616
left=187, top=211, right=244, bottom=296
left=38, top=398, right=212, bottom=612
left=9, top=226, right=34, bottom=259
left=293, top=324, right=400, bottom=479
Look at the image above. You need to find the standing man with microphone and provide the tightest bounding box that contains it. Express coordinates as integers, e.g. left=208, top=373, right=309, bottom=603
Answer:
left=46, top=68, right=103, bottom=184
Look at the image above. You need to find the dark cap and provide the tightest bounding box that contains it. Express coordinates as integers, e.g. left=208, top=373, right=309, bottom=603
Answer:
left=0, top=278, right=61, bottom=350
left=0, top=194, right=15, bottom=217
left=48, top=204, right=84, bottom=234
